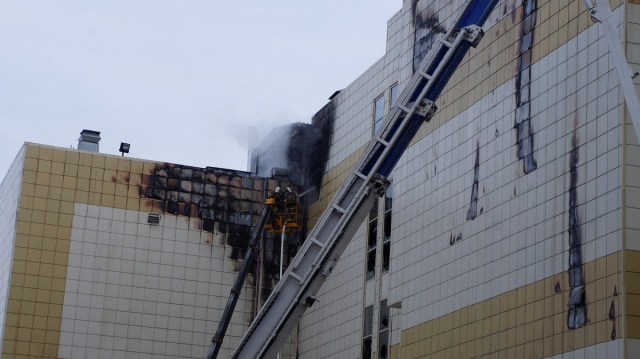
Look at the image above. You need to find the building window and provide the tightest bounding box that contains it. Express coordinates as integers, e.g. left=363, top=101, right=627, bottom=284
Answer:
left=390, top=84, right=399, bottom=107
left=378, top=300, right=390, bottom=359
left=373, top=94, right=385, bottom=133
left=363, top=305, right=374, bottom=359
left=366, top=197, right=378, bottom=281
left=383, top=184, right=392, bottom=272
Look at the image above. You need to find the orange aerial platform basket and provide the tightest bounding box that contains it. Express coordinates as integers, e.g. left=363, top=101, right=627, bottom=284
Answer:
left=263, top=195, right=301, bottom=234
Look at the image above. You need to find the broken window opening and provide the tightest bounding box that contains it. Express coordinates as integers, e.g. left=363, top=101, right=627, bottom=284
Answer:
left=378, top=300, right=389, bottom=359
left=383, top=184, right=393, bottom=272
left=367, top=197, right=378, bottom=281
left=362, top=305, right=374, bottom=359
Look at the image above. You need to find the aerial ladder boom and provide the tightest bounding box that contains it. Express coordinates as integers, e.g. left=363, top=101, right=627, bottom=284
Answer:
left=207, top=189, right=300, bottom=359
left=581, top=0, right=640, bottom=142
left=229, top=1, right=498, bottom=358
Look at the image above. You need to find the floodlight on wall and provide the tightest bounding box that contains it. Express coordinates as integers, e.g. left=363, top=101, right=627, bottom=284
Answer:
left=119, top=142, right=130, bottom=156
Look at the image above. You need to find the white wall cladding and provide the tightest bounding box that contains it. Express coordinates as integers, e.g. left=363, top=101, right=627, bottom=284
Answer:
left=297, top=226, right=367, bottom=358
left=299, top=0, right=525, bottom=357
left=325, top=0, right=522, bottom=172
left=59, top=204, right=255, bottom=359
left=389, top=5, right=625, bottom=334
left=0, top=147, right=25, bottom=353
left=625, top=2, right=640, bottom=251
left=299, top=1, right=629, bottom=357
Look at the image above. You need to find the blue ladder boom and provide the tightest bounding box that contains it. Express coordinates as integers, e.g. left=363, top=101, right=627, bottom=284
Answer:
left=229, top=1, right=498, bottom=358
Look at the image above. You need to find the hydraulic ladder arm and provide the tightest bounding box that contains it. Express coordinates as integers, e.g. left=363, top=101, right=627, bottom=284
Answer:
left=230, top=1, right=498, bottom=357
left=581, top=0, right=640, bottom=142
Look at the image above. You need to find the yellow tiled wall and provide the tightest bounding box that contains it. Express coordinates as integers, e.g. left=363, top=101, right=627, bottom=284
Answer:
left=2, top=144, right=153, bottom=358
left=1, top=143, right=290, bottom=358
left=4, top=145, right=74, bottom=358
left=625, top=250, right=640, bottom=338
left=304, top=1, right=636, bottom=358
left=397, top=253, right=621, bottom=358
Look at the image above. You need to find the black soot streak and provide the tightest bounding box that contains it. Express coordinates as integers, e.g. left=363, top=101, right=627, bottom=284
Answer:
left=467, top=144, right=480, bottom=220
left=610, top=299, right=617, bottom=339
left=514, top=0, right=538, bottom=174
left=567, top=130, right=586, bottom=329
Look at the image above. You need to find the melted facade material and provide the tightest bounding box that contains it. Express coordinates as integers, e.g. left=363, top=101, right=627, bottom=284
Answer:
left=411, top=0, right=447, bottom=72
left=252, top=104, right=333, bottom=301
left=567, top=131, right=586, bottom=329
left=514, top=0, right=538, bottom=174
left=610, top=300, right=617, bottom=339
left=141, top=164, right=292, bottom=261
left=467, top=145, right=480, bottom=220
left=255, top=121, right=329, bottom=205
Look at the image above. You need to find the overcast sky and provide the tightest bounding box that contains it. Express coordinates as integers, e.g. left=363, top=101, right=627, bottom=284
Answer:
left=0, top=1, right=401, bottom=180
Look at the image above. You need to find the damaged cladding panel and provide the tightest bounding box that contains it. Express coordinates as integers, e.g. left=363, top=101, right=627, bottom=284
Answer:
left=140, top=163, right=294, bottom=258
left=567, top=130, right=586, bottom=329
left=250, top=118, right=332, bottom=300
left=514, top=0, right=537, bottom=174
left=411, top=0, right=447, bottom=72
left=254, top=121, right=331, bottom=205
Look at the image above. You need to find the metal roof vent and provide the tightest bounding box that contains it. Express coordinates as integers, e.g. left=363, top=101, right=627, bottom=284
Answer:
left=78, top=129, right=101, bottom=152
left=147, top=212, right=161, bottom=225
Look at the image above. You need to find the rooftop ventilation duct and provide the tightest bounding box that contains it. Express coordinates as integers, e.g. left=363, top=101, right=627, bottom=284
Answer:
left=147, top=212, right=160, bottom=225
left=78, top=129, right=101, bottom=152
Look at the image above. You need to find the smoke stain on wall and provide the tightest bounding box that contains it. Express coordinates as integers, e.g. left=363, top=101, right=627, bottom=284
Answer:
left=567, top=128, right=586, bottom=329
left=514, top=0, right=538, bottom=174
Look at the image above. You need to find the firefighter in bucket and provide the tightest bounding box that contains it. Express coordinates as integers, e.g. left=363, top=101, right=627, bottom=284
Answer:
left=264, top=186, right=300, bottom=233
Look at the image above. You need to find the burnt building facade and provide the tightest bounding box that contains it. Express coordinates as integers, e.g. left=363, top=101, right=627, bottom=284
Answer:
left=0, top=141, right=301, bottom=358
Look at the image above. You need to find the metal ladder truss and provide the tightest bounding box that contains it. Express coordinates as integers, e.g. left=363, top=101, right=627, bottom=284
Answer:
left=581, top=0, right=640, bottom=142
left=231, top=1, right=498, bottom=358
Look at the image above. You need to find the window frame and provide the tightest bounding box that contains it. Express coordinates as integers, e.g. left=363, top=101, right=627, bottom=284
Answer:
left=390, top=83, right=399, bottom=108
left=362, top=305, right=374, bottom=359
left=373, top=93, right=385, bottom=133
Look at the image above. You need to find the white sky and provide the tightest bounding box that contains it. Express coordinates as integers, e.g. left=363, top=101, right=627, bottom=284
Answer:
left=0, top=1, right=402, bottom=180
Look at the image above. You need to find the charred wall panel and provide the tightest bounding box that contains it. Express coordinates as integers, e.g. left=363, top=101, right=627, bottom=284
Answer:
left=307, top=100, right=335, bottom=202
left=252, top=101, right=333, bottom=301
left=140, top=164, right=294, bottom=261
